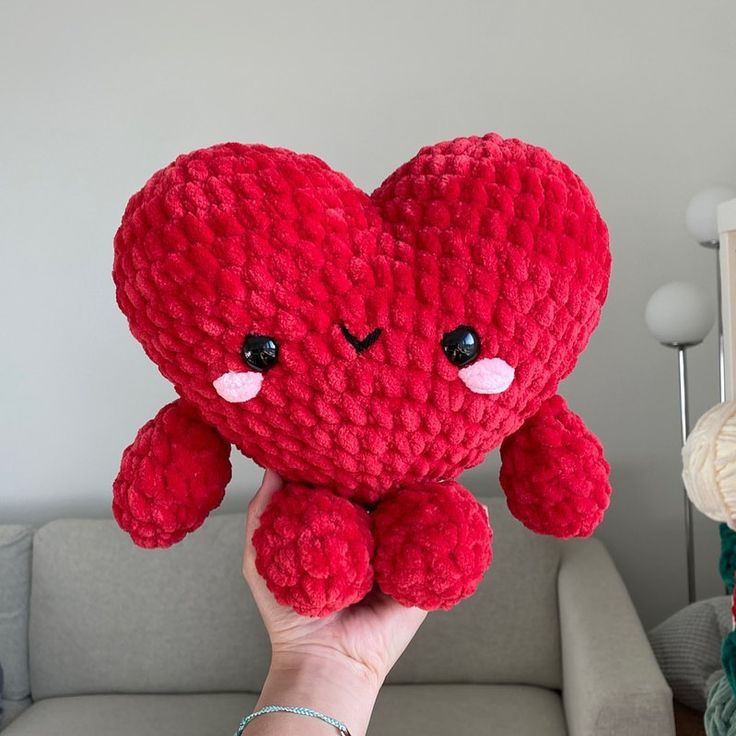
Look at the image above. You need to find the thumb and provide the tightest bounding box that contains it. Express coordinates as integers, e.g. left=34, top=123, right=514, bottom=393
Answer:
left=247, top=468, right=283, bottom=521
left=243, top=469, right=283, bottom=578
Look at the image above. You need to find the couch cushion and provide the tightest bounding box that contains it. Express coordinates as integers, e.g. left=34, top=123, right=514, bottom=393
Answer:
left=0, top=526, right=33, bottom=703
left=29, top=514, right=271, bottom=699
left=649, top=595, right=732, bottom=711
left=1, top=685, right=567, bottom=736
left=29, top=498, right=562, bottom=698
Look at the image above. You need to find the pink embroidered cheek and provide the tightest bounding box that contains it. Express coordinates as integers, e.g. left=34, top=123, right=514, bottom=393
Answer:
left=213, top=371, right=263, bottom=403
left=458, top=358, right=515, bottom=395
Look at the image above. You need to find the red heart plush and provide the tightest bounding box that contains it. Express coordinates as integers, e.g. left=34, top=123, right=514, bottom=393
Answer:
left=113, top=133, right=611, bottom=615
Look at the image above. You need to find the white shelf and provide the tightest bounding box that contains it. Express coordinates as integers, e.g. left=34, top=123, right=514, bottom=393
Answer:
left=719, top=199, right=736, bottom=400
left=719, top=199, right=736, bottom=234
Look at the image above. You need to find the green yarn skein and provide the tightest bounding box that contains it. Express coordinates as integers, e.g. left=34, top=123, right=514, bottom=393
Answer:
left=707, top=674, right=736, bottom=735
left=720, top=523, right=736, bottom=697
left=720, top=524, right=736, bottom=593
left=724, top=633, right=736, bottom=697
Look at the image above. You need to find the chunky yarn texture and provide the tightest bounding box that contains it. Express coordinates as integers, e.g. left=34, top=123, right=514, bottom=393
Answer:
left=112, top=133, right=612, bottom=615
left=683, top=400, right=736, bottom=529
left=707, top=674, right=736, bottom=736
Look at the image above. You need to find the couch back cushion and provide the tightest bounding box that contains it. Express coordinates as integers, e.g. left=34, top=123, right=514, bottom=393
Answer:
left=29, top=497, right=561, bottom=699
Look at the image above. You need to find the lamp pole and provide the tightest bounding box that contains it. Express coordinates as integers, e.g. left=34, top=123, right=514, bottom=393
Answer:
left=645, top=280, right=715, bottom=606
left=675, top=344, right=696, bottom=604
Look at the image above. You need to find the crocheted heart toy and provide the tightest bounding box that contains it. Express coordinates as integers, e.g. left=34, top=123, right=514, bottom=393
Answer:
left=112, top=133, right=612, bottom=616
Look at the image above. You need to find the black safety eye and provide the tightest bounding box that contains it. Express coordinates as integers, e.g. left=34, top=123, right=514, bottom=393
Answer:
left=441, top=326, right=480, bottom=367
left=242, top=334, right=279, bottom=372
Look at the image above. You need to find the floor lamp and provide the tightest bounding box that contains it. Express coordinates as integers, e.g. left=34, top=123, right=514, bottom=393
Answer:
left=645, top=281, right=715, bottom=603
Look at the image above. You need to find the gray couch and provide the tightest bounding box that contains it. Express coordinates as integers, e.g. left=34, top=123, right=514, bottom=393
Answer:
left=0, top=497, right=674, bottom=735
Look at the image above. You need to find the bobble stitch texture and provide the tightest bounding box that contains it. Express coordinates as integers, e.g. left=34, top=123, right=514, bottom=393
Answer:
left=252, top=484, right=374, bottom=617
left=372, top=481, right=492, bottom=609
left=112, top=134, right=612, bottom=614
left=113, top=400, right=232, bottom=548
left=499, top=395, right=611, bottom=537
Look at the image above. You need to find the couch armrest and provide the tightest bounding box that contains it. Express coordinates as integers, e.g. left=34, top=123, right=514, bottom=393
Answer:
left=0, top=525, right=33, bottom=726
left=0, top=698, right=32, bottom=732
left=558, top=538, right=674, bottom=736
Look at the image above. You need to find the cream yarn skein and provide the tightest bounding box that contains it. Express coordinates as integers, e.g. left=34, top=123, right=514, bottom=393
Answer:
left=683, top=401, right=736, bottom=530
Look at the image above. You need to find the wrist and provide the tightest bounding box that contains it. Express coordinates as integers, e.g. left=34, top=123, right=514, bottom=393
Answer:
left=270, top=647, right=385, bottom=693
left=251, top=651, right=382, bottom=736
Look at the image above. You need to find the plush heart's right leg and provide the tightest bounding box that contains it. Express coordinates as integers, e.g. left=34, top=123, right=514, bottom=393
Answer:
left=252, top=483, right=374, bottom=617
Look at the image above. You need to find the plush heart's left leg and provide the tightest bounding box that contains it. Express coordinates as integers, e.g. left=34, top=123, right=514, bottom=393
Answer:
left=372, top=481, right=492, bottom=610
left=252, top=483, right=374, bottom=617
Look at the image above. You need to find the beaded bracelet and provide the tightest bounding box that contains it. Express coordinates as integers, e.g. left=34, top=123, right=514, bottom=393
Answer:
left=235, top=705, right=352, bottom=735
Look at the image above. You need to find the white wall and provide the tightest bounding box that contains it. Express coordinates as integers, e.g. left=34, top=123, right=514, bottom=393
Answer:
left=2, top=0, right=735, bottom=629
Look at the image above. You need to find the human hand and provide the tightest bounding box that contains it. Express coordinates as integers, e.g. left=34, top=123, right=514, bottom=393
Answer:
left=242, top=470, right=427, bottom=736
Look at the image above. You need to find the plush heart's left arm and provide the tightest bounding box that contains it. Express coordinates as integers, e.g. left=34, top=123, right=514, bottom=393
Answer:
left=499, top=394, right=611, bottom=538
